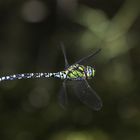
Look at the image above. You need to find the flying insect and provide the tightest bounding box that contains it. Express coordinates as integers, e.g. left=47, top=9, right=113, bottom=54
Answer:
left=0, top=44, right=102, bottom=110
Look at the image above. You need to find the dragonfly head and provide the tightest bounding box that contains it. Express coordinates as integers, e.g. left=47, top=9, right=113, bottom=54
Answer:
left=86, top=66, right=95, bottom=79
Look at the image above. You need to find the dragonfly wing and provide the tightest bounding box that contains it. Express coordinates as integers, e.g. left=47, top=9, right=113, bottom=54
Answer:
left=74, top=48, right=101, bottom=65
left=58, top=80, right=68, bottom=109
left=60, top=42, right=69, bottom=68
left=72, top=79, right=102, bottom=111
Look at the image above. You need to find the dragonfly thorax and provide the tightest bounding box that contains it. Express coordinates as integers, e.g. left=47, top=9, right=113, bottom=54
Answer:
left=65, top=64, right=95, bottom=80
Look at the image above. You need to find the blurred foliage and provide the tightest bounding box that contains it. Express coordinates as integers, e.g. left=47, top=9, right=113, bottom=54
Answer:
left=0, top=0, right=140, bottom=140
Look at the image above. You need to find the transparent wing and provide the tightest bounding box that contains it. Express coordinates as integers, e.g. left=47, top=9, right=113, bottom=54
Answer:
left=71, top=79, right=102, bottom=111
left=60, top=42, right=69, bottom=68
left=74, top=48, right=101, bottom=65
left=58, top=80, right=68, bottom=109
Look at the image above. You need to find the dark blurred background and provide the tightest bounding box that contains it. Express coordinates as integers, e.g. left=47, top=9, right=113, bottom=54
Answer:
left=0, top=0, right=140, bottom=140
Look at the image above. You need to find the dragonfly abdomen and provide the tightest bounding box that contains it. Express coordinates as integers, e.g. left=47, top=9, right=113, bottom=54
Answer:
left=0, top=72, right=68, bottom=82
left=0, top=73, right=52, bottom=82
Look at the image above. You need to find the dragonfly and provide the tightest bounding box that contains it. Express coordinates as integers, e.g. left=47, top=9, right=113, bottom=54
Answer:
left=0, top=44, right=102, bottom=111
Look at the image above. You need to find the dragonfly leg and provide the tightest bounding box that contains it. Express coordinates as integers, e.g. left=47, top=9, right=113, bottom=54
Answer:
left=58, top=80, right=68, bottom=109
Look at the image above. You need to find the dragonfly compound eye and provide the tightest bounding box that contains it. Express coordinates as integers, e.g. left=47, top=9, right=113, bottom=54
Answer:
left=86, top=66, right=95, bottom=79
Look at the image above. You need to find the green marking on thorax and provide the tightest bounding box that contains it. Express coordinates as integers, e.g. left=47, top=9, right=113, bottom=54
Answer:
left=67, top=65, right=86, bottom=79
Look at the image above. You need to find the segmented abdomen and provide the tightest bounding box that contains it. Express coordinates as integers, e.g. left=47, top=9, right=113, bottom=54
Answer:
left=0, top=73, right=52, bottom=82
left=0, top=71, right=69, bottom=82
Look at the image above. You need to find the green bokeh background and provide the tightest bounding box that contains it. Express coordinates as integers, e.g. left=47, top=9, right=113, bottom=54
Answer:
left=0, top=0, right=140, bottom=140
